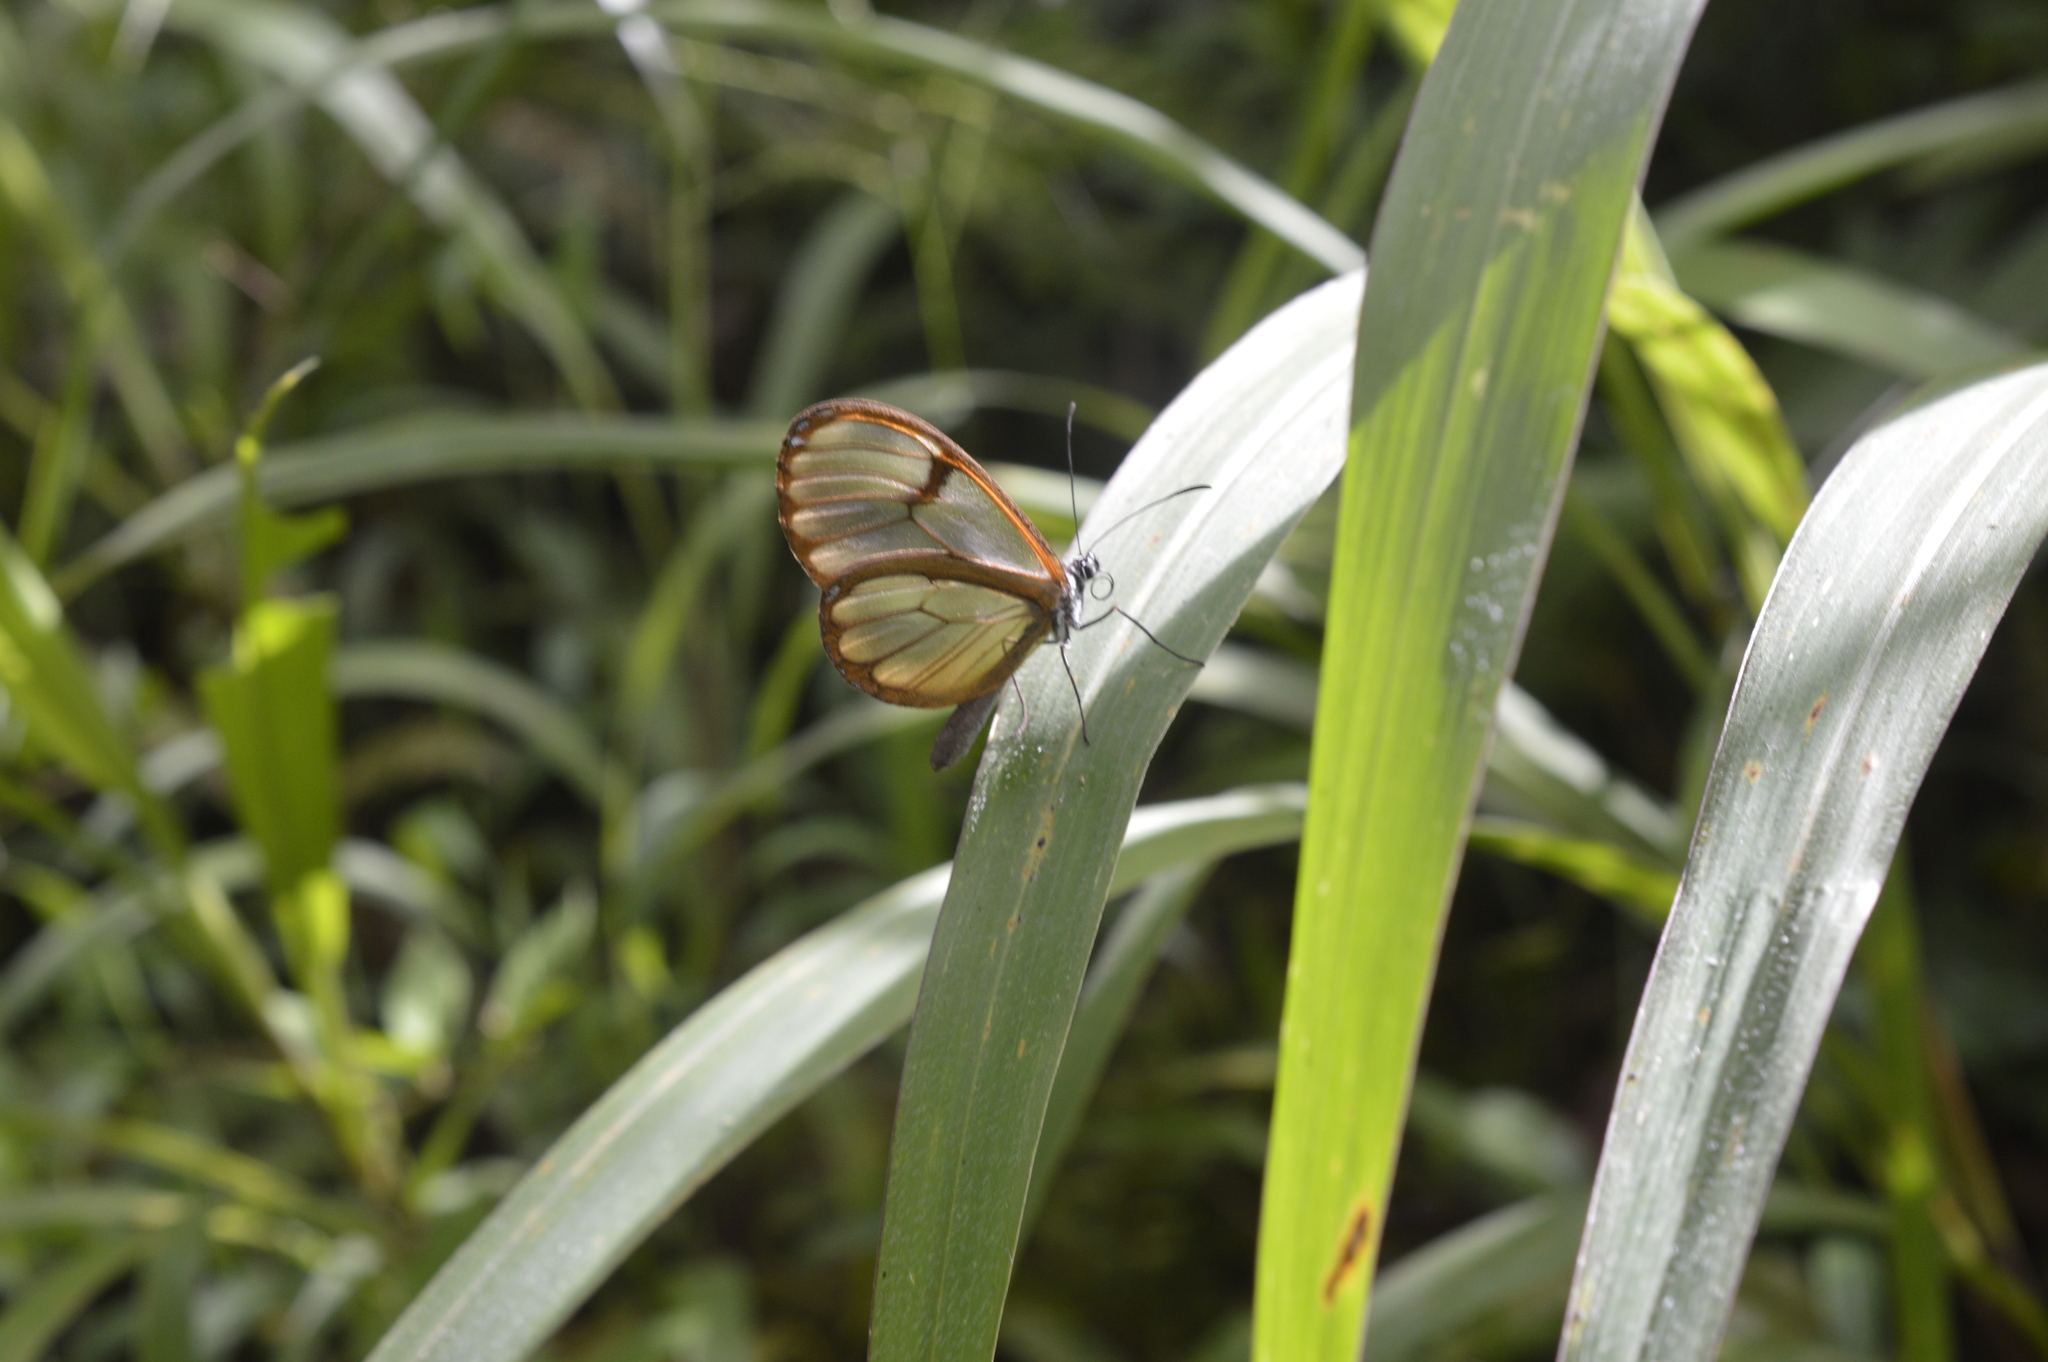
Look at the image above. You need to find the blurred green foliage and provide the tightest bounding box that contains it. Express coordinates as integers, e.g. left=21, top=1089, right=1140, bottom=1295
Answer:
left=0, top=0, right=2044, bottom=1358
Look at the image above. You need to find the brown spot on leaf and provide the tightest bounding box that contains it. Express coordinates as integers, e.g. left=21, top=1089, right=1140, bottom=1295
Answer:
left=1804, top=692, right=1828, bottom=739
left=1020, top=804, right=1056, bottom=881
left=1743, top=760, right=1763, bottom=784
left=1320, top=1200, right=1375, bottom=1305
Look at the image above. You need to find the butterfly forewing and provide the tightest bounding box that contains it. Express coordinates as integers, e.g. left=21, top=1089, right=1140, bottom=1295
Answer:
left=778, top=399, right=1070, bottom=709
left=779, top=400, right=1062, bottom=585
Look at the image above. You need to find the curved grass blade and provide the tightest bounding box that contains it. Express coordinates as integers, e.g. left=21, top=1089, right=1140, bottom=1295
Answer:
left=1257, top=2, right=1710, bottom=1357
left=0, top=524, right=179, bottom=856
left=869, top=272, right=1363, bottom=1362
left=638, top=0, right=1363, bottom=275
left=1655, top=77, right=2048, bottom=253
left=746, top=190, right=901, bottom=419
left=1021, top=863, right=1214, bottom=1235
left=0, top=1232, right=153, bottom=1362
left=1559, top=362, right=2048, bottom=1360
left=55, top=414, right=782, bottom=594
left=363, top=784, right=1307, bottom=1362
left=331, top=642, right=609, bottom=805
left=103, top=0, right=1358, bottom=286
left=1363, top=1193, right=1588, bottom=1362
left=1673, top=238, right=2030, bottom=380
left=163, top=0, right=617, bottom=410
left=1188, top=646, right=1685, bottom=864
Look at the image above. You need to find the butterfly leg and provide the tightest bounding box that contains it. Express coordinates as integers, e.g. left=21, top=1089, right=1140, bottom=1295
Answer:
left=1058, top=641, right=1092, bottom=746
left=1008, top=675, right=1030, bottom=741
left=1074, top=605, right=1204, bottom=666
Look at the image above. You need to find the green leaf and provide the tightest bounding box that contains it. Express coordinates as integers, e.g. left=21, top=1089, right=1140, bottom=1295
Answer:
left=137, top=1215, right=204, bottom=1362
left=1673, top=238, right=2028, bottom=380
left=636, top=0, right=1363, bottom=274
left=1466, top=816, right=1677, bottom=925
left=235, top=358, right=346, bottom=597
left=746, top=190, right=901, bottom=419
left=0, top=1232, right=152, bottom=1362
left=0, top=521, right=175, bottom=853
left=332, top=640, right=609, bottom=805
left=1655, top=77, right=2048, bottom=252
left=1609, top=215, right=1810, bottom=609
left=198, top=598, right=341, bottom=899
left=57, top=413, right=782, bottom=595
left=478, top=881, right=595, bottom=1045
left=364, top=784, right=1308, bottom=1362
left=619, top=475, right=778, bottom=733
left=1257, top=0, right=1709, bottom=1357
left=1559, top=362, right=2048, bottom=1361
left=1189, top=646, right=1686, bottom=865
left=1023, top=863, right=1215, bottom=1234
left=870, top=271, right=1362, bottom=1362
left=1363, top=1194, right=1587, bottom=1362
left=161, top=0, right=618, bottom=410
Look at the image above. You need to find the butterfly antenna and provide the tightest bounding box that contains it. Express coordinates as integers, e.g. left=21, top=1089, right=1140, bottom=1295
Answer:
left=1064, top=402, right=1083, bottom=540
left=1111, top=605, right=1203, bottom=666
left=1084, top=483, right=1213, bottom=554
left=1059, top=642, right=1091, bottom=746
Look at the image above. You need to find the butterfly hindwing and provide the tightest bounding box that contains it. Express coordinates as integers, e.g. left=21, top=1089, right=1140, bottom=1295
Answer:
left=777, top=399, right=1069, bottom=708
left=823, top=572, right=1053, bottom=707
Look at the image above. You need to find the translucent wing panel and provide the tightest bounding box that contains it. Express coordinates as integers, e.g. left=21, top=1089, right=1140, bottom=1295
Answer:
left=780, top=408, right=1055, bottom=584
left=824, top=574, right=1052, bottom=706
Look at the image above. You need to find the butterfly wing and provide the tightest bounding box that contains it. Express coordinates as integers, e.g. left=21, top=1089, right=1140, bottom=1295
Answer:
left=778, top=399, right=1068, bottom=708
left=821, top=571, right=1054, bottom=708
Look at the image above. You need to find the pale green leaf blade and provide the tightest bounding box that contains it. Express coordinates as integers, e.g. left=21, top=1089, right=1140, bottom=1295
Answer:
left=364, top=784, right=1307, bottom=1362
left=867, top=272, right=1362, bottom=1362
left=1654, top=77, right=2048, bottom=252
left=56, top=414, right=782, bottom=594
left=332, top=641, right=608, bottom=805
left=1674, top=238, right=2030, bottom=380
left=1560, top=362, right=2048, bottom=1361
left=1364, top=1193, right=1588, bottom=1362
left=1258, top=0, right=1709, bottom=1357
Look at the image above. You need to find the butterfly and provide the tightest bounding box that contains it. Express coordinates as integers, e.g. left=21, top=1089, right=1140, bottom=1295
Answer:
left=775, top=398, right=1204, bottom=769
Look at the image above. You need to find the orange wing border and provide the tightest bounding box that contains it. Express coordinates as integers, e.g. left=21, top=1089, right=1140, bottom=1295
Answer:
left=775, top=398, right=1068, bottom=589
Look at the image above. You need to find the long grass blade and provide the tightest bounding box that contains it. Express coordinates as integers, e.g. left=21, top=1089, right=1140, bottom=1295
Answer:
left=331, top=642, right=609, bottom=805
left=364, top=785, right=1308, bottom=1362
left=869, top=271, right=1362, bottom=1362
left=1256, top=2, right=1709, bottom=1357
left=163, top=0, right=618, bottom=409
left=55, top=414, right=782, bottom=594
left=1655, top=77, right=2048, bottom=252
left=638, top=0, right=1364, bottom=274
left=1674, top=238, right=2029, bottom=379
left=1560, top=361, right=2048, bottom=1361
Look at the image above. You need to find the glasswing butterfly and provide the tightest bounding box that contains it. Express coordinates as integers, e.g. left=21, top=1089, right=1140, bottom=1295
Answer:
left=775, top=398, right=1204, bottom=769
